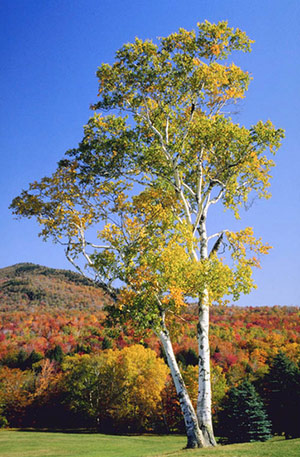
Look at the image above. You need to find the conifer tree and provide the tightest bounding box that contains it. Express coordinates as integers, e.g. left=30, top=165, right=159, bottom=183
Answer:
left=218, top=380, right=272, bottom=443
left=259, top=352, right=300, bottom=439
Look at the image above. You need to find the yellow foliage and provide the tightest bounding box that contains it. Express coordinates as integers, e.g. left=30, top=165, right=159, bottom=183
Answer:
left=62, top=345, right=168, bottom=428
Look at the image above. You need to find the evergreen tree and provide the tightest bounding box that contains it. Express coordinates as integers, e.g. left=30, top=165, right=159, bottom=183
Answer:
left=176, top=349, right=198, bottom=367
left=46, top=345, right=64, bottom=364
left=218, top=380, right=272, bottom=444
left=27, top=350, right=43, bottom=368
left=259, top=352, right=300, bottom=439
left=101, top=336, right=112, bottom=350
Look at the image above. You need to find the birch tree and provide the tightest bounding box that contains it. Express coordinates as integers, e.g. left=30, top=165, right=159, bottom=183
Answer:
left=11, top=21, right=284, bottom=448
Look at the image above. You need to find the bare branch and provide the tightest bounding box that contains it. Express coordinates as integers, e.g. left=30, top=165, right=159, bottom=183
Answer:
left=139, top=94, right=172, bottom=161
left=208, top=230, right=230, bottom=257
left=65, top=246, right=90, bottom=278
left=196, top=147, right=204, bottom=204
left=165, top=115, right=169, bottom=144
left=193, top=207, right=204, bottom=237
left=207, top=230, right=229, bottom=242
left=182, top=181, right=196, bottom=197
left=65, top=240, right=119, bottom=301
left=207, top=187, right=225, bottom=207
left=86, top=242, right=114, bottom=249
left=168, top=309, right=189, bottom=323
left=179, top=98, right=197, bottom=155
left=209, top=233, right=224, bottom=258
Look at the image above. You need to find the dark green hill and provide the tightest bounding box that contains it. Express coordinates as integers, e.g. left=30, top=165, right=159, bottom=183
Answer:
left=0, top=263, right=111, bottom=311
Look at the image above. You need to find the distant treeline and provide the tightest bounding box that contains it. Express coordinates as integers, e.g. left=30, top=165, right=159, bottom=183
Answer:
left=0, top=344, right=299, bottom=442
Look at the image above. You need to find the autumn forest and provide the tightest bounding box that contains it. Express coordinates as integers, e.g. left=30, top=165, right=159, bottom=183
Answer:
left=0, top=263, right=299, bottom=440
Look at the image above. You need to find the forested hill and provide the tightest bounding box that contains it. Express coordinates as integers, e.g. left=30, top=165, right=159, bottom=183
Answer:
left=0, top=263, right=299, bottom=370
left=0, top=263, right=299, bottom=417
left=0, top=263, right=111, bottom=311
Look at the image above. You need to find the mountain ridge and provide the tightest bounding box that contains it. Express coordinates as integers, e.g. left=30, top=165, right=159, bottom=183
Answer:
left=0, top=262, right=111, bottom=311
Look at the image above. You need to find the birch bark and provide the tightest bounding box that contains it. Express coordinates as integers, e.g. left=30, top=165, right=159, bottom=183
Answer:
left=197, top=294, right=216, bottom=446
left=159, top=328, right=205, bottom=448
left=196, top=219, right=217, bottom=446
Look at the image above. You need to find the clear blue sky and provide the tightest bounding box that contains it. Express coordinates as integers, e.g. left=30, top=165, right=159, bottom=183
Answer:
left=1, top=0, right=299, bottom=306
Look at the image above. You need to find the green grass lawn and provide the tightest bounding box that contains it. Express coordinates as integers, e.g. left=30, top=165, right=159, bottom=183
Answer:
left=0, top=431, right=299, bottom=457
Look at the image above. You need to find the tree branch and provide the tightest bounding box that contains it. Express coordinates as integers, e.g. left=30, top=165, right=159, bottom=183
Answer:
left=65, top=240, right=118, bottom=301
left=209, top=233, right=224, bottom=257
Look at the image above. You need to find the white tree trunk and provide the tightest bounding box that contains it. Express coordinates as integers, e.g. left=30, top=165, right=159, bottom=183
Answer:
left=196, top=218, right=217, bottom=446
left=197, top=291, right=217, bottom=446
left=159, top=328, right=205, bottom=448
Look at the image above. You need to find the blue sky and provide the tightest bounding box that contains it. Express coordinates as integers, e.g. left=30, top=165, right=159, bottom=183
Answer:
left=1, top=0, right=299, bottom=306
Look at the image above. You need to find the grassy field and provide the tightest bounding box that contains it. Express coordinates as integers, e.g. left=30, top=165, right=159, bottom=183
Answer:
left=0, top=431, right=299, bottom=457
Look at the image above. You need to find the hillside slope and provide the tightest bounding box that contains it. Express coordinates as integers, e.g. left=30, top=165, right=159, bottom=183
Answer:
left=0, top=263, right=111, bottom=311
left=0, top=263, right=299, bottom=377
